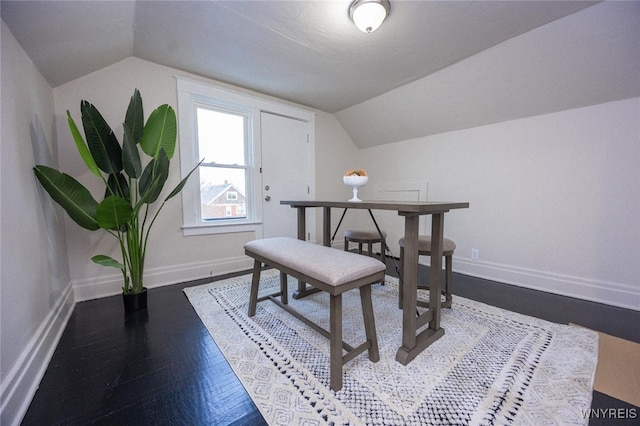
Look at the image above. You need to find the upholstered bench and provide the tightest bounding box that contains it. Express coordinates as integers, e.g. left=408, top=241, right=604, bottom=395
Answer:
left=244, top=237, right=385, bottom=391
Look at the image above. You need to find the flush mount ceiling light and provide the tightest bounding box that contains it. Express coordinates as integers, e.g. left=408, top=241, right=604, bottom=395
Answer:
left=349, top=0, right=391, bottom=33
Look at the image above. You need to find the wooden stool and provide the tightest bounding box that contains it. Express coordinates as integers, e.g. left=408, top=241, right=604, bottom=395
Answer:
left=398, top=236, right=456, bottom=309
left=344, top=229, right=387, bottom=265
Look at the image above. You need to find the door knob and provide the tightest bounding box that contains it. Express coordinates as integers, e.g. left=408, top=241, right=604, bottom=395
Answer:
left=265, top=195, right=271, bottom=201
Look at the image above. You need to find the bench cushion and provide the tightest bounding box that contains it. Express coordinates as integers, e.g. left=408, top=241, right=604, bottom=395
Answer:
left=244, top=237, right=385, bottom=287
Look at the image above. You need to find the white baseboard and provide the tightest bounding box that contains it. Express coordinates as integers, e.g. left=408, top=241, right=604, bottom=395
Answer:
left=73, top=255, right=254, bottom=301
left=0, top=283, right=75, bottom=426
left=453, top=257, right=640, bottom=311
left=280, top=244, right=638, bottom=311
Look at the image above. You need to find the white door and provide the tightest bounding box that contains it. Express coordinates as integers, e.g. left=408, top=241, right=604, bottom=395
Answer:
left=261, top=112, right=314, bottom=240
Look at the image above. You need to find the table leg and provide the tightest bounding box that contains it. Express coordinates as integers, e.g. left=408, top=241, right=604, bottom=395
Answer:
left=396, top=215, right=419, bottom=363
left=322, top=206, right=331, bottom=246
left=296, top=207, right=306, bottom=241
left=429, top=213, right=444, bottom=330
left=395, top=213, right=446, bottom=365
left=292, top=206, right=321, bottom=299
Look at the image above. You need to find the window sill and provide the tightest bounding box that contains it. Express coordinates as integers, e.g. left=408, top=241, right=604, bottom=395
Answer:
left=182, top=221, right=261, bottom=236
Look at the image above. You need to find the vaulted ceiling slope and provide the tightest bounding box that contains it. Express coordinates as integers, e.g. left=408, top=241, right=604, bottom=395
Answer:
left=337, top=1, right=640, bottom=147
left=2, top=1, right=639, bottom=148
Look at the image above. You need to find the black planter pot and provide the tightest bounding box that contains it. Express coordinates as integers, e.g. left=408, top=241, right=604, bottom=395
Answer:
left=123, top=288, right=148, bottom=312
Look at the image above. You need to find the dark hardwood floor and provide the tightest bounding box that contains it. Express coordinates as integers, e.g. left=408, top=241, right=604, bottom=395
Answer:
left=22, top=261, right=639, bottom=425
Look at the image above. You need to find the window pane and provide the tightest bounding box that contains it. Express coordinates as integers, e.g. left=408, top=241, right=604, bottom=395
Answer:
left=200, top=167, right=247, bottom=220
left=196, top=108, right=245, bottom=165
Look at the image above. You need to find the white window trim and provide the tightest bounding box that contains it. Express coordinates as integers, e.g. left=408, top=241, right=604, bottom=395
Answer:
left=176, top=77, right=315, bottom=236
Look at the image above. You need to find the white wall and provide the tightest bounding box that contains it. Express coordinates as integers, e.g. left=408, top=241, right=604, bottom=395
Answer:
left=1, top=21, right=74, bottom=425
left=358, top=98, right=640, bottom=310
left=313, top=111, right=369, bottom=243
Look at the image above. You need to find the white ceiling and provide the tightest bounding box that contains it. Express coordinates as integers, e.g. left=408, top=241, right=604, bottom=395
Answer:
left=2, top=1, right=640, bottom=147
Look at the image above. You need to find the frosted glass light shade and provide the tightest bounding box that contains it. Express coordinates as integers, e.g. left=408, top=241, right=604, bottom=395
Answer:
left=349, top=0, right=390, bottom=33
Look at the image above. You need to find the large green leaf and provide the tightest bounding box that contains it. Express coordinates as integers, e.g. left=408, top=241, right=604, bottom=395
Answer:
left=33, top=165, right=99, bottom=231
left=105, top=173, right=129, bottom=201
left=165, top=158, right=203, bottom=201
left=140, top=105, right=177, bottom=160
left=138, top=149, right=170, bottom=204
left=96, top=196, right=133, bottom=230
left=122, top=89, right=143, bottom=178
left=124, top=89, right=144, bottom=144
left=122, top=123, right=142, bottom=178
left=81, top=101, right=123, bottom=174
left=67, top=111, right=101, bottom=178
left=91, top=255, right=124, bottom=270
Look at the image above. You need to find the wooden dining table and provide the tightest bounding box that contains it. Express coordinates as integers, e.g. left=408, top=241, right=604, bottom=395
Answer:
left=280, top=199, right=469, bottom=365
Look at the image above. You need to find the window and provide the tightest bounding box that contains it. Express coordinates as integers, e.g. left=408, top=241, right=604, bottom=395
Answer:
left=177, top=78, right=261, bottom=235
left=196, top=107, right=247, bottom=221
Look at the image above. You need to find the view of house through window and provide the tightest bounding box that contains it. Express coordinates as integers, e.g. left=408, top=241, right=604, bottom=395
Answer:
left=196, top=107, right=248, bottom=221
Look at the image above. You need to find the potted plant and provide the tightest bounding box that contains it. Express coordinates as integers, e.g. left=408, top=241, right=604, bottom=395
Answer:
left=34, top=89, right=199, bottom=311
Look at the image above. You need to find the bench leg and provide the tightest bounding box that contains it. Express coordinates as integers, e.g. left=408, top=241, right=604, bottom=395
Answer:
left=280, top=272, right=289, bottom=305
left=398, top=246, right=404, bottom=309
left=329, top=293, right=343, bottom=391
left=359, top=285, right=380, bottom=362
left=248, top=260, right=262, bottom=317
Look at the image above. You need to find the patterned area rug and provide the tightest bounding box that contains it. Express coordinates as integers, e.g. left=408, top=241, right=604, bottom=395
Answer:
left=184, top=270, right=598, bottom=425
